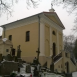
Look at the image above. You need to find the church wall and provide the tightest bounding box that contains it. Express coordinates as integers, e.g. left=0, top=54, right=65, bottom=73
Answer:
left=51, top=27, right=57, bottom=55
left=45, top=24, right=50, bottom=57
left=59, top=32, right=63, bottom=52
left=2, top=14, right=65, bottom=69
left=4, top=22, right=39, bottom=59
left=64, top=55, right=77, bottom=73
left=3, top=44, right=11, bottom=56
left=44, top=21, right=63, bottom=57
left=69, top=60, right=77, bottom=72
left=54, top=58, right=63, bottom=73
left=50, top=26, right=63, bottom=56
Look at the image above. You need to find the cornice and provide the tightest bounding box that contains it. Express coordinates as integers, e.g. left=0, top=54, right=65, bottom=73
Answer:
left=5, top=16, right=39, bottom=30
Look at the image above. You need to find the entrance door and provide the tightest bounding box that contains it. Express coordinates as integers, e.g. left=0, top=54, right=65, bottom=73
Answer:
left=53, top=43, right=56, bottom=57
left=66, top=62, right=69, bottom=73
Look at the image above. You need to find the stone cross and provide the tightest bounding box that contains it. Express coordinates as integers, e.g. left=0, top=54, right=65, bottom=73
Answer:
left=51, top=3, right=53, bottom=9
left=10, top=45, right=13, bottom=55
left=36, top=48, right=40, bottom=62
left=17, top=45, right=21, bottom=58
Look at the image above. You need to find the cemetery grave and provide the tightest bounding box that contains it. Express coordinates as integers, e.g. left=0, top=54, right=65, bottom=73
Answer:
left=0, top=44, right=73, bottom=77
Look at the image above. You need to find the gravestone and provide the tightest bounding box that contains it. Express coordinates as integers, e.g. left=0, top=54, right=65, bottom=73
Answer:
left=10, top=45, right=16, bottom=56
left=11, top=49, right=15, bottom=56
left=18, top=58, right=22, bottom=63
left=6, top=54, right=12, bottom=61
left=0, top=54, right=2, bottom=61
left=33, top=57, right=39, bottom=65
left=26, top=65, right=31, bottom=73
left=0, top=61, right=18, bottom=75
left=50, top=63, right=54, bottom=72
left=12, top=56, right=16, bottom=61
left=17, top=45, right=22, bottom=58
left=34, top=66, right=39, bottom=76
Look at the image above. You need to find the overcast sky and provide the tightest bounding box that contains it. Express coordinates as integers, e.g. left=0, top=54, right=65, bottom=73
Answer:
left=0, top=0, right=75, bottom=36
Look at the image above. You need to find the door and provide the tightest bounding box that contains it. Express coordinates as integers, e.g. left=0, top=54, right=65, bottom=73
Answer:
left=53, top=43, right=56, bottom=57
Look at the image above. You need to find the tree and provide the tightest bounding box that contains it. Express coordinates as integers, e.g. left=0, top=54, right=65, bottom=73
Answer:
left=0, top=0, right=39, bottom=16
left=63, top=35, right=76, bottom=59
left=73, top=39, right=77, bottom=59
left=63, top=35, right=75, bottom=52
left=51, top=0, right=77, bottom=32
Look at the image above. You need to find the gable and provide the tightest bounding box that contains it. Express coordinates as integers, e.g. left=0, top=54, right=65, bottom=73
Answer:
left=46, top=15, right=60, bottom=26
left=43, top=12, right=65, bottom=29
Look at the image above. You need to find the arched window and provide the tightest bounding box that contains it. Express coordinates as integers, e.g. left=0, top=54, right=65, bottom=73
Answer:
left=53, top=43, right=56, bottom=57
left=26, top=31, right=30, bottom=42
left=9, top=35, right=12, bottom=41
left=52, top=31, right=56, bottom=35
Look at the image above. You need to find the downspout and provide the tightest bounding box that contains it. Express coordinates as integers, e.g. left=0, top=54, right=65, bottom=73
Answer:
left=3, top=27, right=6, bottom=38
left=36, top=15, right=40, bottom=62
left=1, top=26, right=6, bottom=38
left=38, top=15, right=40, bottom=51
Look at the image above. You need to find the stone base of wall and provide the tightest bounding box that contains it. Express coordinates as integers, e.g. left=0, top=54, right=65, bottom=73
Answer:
left=21, top=56, right=51, bottom=67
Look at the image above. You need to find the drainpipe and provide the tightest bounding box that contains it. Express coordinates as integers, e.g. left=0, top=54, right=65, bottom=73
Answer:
left=0, top=26, right=5, bottom=38
left=38, top=15, right=40, bottom=51
left=2, top=26, right=6, bottom=38
left=3, top=27, right=6, bottom=38
left=36, top=15, right=40, bottom=62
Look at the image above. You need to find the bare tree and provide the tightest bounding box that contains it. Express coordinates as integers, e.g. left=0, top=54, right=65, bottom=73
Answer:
left=63, top=35, right=75, bottom=52
left=73, top=39, right=77, bottom=59
left=63, top=35, right=76, bottom=59
left=0, top=0, right=39, bottom=16
left=51, top=0, right=77, bottom=32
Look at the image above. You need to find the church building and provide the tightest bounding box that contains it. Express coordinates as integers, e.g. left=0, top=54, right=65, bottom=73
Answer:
left=1, top=8, right=77, bottom=73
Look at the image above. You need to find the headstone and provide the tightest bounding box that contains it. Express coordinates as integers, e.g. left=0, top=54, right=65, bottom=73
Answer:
left=12, top=49, right=15, bottom=56
left=50, top=63, right=54, bottom=72
left=10, top=45, right=13, bottom=55
left=26, top=65, right=31, bottom=73
left=12, top=56, right=16, bottom=61
left=18, top=58, right=22, bottom=63
left=17, top=45, right=22, bottom=58
left=10, top=45, right=16, bottom=57
left=33, top=57, right=38, bottom=65
left=6, top=54, right=12, bottom=61
left=0, top=54, right=2, bottom=61
left=34, top=66, right=39, bottom=76
left=37, top=64, right=41, bottom=71
left=0, top=61, right=18, bottom=75
left=18, top=67, right=20, bottom=73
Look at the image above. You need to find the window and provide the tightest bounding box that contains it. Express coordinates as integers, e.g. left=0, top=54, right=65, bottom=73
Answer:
left=26, top=31, right=30, bottom=42
left=9, top=35, right=12, bottom=41
left=6, top=49, right=9, bottom=52
left=65, top=53, right=68, bottom=57
left=52, top=31, right=56, bottom=35
left=58, top=65, right=60, bottom=68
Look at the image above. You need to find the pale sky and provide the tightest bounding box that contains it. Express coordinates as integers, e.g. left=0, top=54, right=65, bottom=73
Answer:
left=0, top=0, right=75, bottom=36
